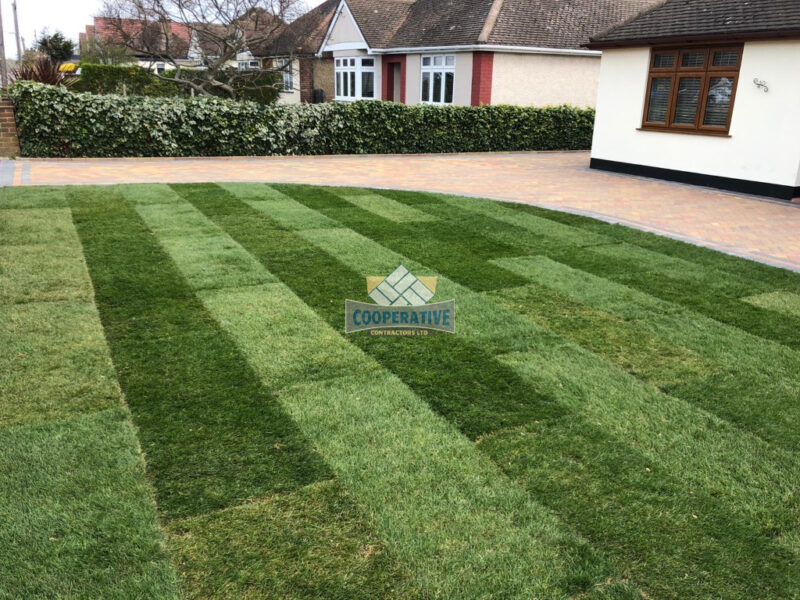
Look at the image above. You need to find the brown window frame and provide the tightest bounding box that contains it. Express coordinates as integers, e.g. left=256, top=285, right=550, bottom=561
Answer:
left=641, top=45, right=742, bottom=136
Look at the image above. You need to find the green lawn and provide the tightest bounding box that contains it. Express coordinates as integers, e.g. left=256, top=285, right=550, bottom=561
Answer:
left=1, top=183, right=798, bottom=600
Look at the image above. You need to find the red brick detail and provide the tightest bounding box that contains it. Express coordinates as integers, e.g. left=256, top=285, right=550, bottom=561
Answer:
left=471, top=52, right=494, bottom=106
left=382, top=55, right=406, bottom=104
left=0, top=100, right=20, bottom=157
left=299, top=58, right=314, bottom=103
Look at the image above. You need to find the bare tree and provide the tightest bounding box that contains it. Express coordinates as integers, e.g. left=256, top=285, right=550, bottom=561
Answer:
left=99, top=0, right=305, bottom=99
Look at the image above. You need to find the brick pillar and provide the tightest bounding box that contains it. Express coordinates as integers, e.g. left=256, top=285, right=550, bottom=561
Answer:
left=0, top=99, right=20, bottom=157
left=471, top=52, right=494, bottom=106
left=299, top=58, right=314, bottom=103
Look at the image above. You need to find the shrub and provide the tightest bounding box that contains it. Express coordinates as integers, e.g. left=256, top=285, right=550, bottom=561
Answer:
left=11, top=57, right=76, bottom=88
left=71, top=64, right=177, bottom=96
left=9, top=81, right=595, bottom=158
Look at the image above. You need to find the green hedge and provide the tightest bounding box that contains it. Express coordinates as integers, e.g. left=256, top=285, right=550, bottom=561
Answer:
left=71, top=64, right=179, bottom=97
left=9, top=81, right=595, bottom=158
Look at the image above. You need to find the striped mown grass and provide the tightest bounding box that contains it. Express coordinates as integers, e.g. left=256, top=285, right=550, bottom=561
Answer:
left=2, top=182, right=799, bottom=599
left=69, top=186, right=330, bottom=520
left=0, top=200, right=179, bottom=599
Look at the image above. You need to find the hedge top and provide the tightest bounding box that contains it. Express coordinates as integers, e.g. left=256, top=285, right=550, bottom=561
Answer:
left=8, top=81, right=595, bottom=158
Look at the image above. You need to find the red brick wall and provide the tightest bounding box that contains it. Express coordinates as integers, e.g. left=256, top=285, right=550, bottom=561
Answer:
left=471, top=52, right=494, bottom=107
left=0, top=100, right=20, bottom=157
left=299, top=58, right=314, bottom=103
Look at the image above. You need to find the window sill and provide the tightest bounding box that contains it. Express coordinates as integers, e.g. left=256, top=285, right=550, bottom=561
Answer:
left=637, top=127, right=731, bottom=138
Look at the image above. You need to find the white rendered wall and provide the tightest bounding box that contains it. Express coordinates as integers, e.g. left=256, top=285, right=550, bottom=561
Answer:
left=591, top=42, right=800, bottom=187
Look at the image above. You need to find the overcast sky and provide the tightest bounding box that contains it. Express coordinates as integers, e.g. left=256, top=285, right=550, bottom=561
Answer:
left=1, top=0, right=326, bottom=60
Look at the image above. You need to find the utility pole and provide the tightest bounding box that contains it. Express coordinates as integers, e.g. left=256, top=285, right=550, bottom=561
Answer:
left=0, top=2, right=8, bottom=89
left=12, top=1, right=22, bottom=62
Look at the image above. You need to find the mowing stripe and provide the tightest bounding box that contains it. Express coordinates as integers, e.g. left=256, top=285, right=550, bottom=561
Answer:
left=270, top=184, right=529, bottom=293
left=477, top=416, right=798, bottom=600
left=286, top=202, right=800, bottom=545
left=69, top=186, right=330, bottom=521
left=507, top=199, right=800, bottom=292
left=391, top=191, right=800, bottom=349
left=132, top=199, right=420, bottom=598
left=495, top=255, right=800, bottom=453
left=166, top=480, right=419, bottom=600
left=161, top=185, right=635, bottom=598
left=180, top=183, right=798, bottom=599
left=150, top=184, right=634, bottom=599
left=0, top=207, right=93, bottom=304
left=286, top=185, right=800, bottom=594
left=0, top=410, right=181, bottom=600
left=0, top=197, right=180, bottom=599
left=0, top=185, right=67, bottom=209
left=293, top=186, right=800, bottom=454
left=743, top=290, right=800, bottom=318
left=177, top=184, right=565, bottom=439
left=333, top=190, right=438, bottom=223
left=0, top=301, right=122, bottom=427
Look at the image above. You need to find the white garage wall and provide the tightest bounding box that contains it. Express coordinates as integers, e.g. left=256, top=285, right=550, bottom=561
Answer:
left=591, top=41, right=800, bottom=187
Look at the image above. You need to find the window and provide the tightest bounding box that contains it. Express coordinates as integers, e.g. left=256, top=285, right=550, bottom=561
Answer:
left=421, top=55, right=455, bottom=104
left=335, top=57, right=375, bottom=101
left=238, top=60, right=260, bottom=71
left=155, top=62, right=166, bottom=74
left=278, top=59, right=294, bottom=92
left=642, top=46, right=741, bottom=134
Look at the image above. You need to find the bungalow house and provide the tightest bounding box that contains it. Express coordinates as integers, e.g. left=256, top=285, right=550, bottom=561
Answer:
left=587, top=0, right=800, bottom=201
left=266, top=0, right=339, bottom=104
left=317, top=0, right=659, bottom=107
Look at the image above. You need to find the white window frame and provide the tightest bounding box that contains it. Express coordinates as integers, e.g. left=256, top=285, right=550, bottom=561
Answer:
left=420, top=55, right=456, bottom=105
left=274, top=58, right=294, bottom=92
left=334, top=57, right=377, bottom=101
left=237, top=59, right=260, bottom=71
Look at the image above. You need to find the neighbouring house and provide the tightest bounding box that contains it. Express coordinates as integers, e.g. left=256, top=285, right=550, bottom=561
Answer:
left=316, top=0, right=658, bottom=107
left=587, top=0, right=800, bottom=201
left=265, top=0, right=338, bottom=104
left=80, top=7, right=337, bottom=104
left=80, top=18, right=202, bottom=73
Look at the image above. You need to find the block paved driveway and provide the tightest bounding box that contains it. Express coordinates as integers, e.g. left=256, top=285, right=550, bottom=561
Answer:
left=4, top=151, right=799, bottom=271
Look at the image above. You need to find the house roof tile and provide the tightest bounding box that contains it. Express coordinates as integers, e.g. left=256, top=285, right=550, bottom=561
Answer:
left=589, top=0, right=800, bottom=47
left=335, top=0, right=662, bottom=50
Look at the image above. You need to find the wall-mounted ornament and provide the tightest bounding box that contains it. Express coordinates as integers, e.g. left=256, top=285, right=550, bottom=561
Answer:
left=753, top=78, right=769, bottom=92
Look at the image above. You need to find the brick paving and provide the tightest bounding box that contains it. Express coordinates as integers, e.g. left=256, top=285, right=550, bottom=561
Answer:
left=4, top=151, right=799, bottom=271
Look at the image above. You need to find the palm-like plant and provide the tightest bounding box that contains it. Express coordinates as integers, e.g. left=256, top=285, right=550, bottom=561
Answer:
left=11, top=56, right=76, bottom=87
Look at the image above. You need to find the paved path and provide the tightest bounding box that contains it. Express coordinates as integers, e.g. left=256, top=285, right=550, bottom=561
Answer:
left=5, top=151, right=799, bottom=272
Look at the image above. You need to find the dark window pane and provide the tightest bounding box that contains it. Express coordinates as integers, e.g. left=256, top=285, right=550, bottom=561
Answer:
left=421, top=72, right=430, bottom=102
left=444, top=72, right=454, bottom=104
left=703, top=77, right=734, bottom=126
left=349, top=72, right=356, bottom=97
left=433, top=72, right=442, bottom=103
left=712, top=51, right=739, bottom=67
left=361, top=58, right=374, bottom=67
left=681, top=52, right=705, bottom=68
left=335, top=72, right=341, bottom=96
left=361, top=72, right=374, bottom=98
left=342, top=71, right=348, bottom=96
left=653, top=53, right=675, bottom=68
left=646, top=77, right=672, bottom=123
left=673, top=77, right=702, bottom=125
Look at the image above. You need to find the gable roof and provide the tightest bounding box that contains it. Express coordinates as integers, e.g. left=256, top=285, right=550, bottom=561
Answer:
left=327, top=0, right=661, bottom=51
left=269, top=0, right=339, bottom=55
left=588, top=0, right=800, bottom=48
left=91, top=17, right=192, bottom=59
